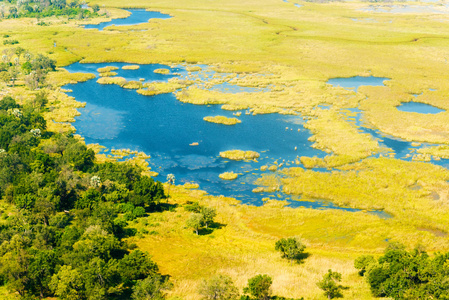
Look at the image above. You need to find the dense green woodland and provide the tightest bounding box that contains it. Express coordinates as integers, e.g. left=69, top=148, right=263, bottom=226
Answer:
left=0, top=0, right=100, bottom=19
left=0, top=95, right=169, bottom=299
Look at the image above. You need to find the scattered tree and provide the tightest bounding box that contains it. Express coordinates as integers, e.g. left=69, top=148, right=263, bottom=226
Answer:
left=275, top=237, right=306, bottom=265
left=186, top=213, right=204, bottom=235
left=243, top=274, right=272, bottom=300
left=201, top=206, right=217, bottom=229
left=316, top=269, right=346, bottom=299
left=198, top=274, right=239, bottom=300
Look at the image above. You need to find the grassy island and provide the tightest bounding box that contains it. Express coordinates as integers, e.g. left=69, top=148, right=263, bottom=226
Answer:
left=219, top=171, right=239, bottom=180
left=220, top=150, right=260, bottom=160
left=204, top=115, right=241, bottom=125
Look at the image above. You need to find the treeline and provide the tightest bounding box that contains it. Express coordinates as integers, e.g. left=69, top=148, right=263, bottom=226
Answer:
left=0, top=95, right=169, bottom=299
left=1, top=0, right=100, bottom=19
left=1, top=46, right=56, bottom=90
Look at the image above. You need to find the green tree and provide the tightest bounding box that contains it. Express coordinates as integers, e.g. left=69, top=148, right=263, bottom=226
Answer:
left=243, top=274, right=272, bottom=300
left=27, top=249, right=58, bottom=298
left=186, top=213, right=204, bottom=235
left=63, top=142, right=95, bottom=172
left=92, top=4, right=100, bottom=13
left=0, top=71, right=11, bottom=85
left=316, top=269, right=346, bottom=299
left=354, top=255, right=376, bottom=276
left=132, top=274, right=172, bottom=300
left=275, top=237, right=306, bottom=265
left=49, top=265, right=84, bottom=300
left=198, top=274, right=239, bottom=300
left=201, top=206, right=217, bottom=229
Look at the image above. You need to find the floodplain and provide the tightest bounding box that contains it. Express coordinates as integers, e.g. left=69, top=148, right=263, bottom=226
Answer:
left=2, top=0, right=449, bottom=298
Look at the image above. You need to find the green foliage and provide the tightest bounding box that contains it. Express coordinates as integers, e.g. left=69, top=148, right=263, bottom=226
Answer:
left=316, top=269, right=346, bottom=299
left=4, top=1, right=100, bottom=20
left=354, top=255, right=376, bottom=276
left=63, top=142, right=95, bottom=172
left=132, top=274, right=172, bottom=300
left=274, top=237, right=306, bottom=264
left=199, top=274, right=239, bottom=300
left=131, top=176, right=165, bottom=207
left=186, top=213, right=204, bottom=235
left=184, top=202, right=217, bottom=232
left=243, top=274, right=272, bottom=300
left=200, top=206, right=216, bottom=229
left=3, top=39, right=19, bottom=45
left=356, top=243, right=449, bottom=299
left=0, top=95, right=169, bottom=299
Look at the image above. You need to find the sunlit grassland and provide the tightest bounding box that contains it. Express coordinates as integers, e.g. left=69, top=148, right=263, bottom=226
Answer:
left=277, top=157, right=449, bottom=245
left=127, top=182, right=449, bottom=299
left=127, top=185, right=387, bottom=300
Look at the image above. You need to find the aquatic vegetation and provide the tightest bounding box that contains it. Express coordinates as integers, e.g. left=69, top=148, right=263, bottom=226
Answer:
left=122, top=80, right=142, bottom=89
left=154, top=68, right=170, bottom=74
left=97, top=76, right=127, bottom=86
left=417, top=145, right=449, bottom=160
left=219, top=150, right=260, bottom=161
left=138, top=79, right=193, bottom=96
left=203, top=115, right=241, bottom=125
left=47, top=70, right=95, bottom=86
left=99, top=71, right=118, bottom=77
left=97, top=66, right=119, bottom=73
left=122, top=64, right=140, bottom=70
left=219, top=171, right=239, bottom=180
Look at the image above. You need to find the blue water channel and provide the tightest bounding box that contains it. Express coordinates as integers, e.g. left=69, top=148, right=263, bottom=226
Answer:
left=83, top=9, right=171, bottom=30
left=63, top=62, right=392, bottom=216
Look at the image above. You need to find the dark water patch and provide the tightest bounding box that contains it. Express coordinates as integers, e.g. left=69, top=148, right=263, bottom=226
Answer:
left=327, top=76, right=389, bottom=92
left=397, top=101, right=445, bottom=114
left=83, top=9, right=171, bottom=31
left=294, top=4, right=303, bottom=8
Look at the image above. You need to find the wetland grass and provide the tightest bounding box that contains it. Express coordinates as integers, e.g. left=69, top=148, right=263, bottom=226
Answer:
left=3, top=1, right=449, bottom=298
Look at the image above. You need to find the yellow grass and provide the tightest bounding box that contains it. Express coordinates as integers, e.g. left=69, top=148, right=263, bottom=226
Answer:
left=122, top=65, right=140, bottom=70
left=219, top=171, right=239, bottom=180
left=154, top=68, right=170, bottom=74
left=203, top=115, right=241, bottom=125
left=127, top=184, right=441, bottom=299
left=97, top=66, right=119, bottom=73
left=219, top=150, right=260, bottom=161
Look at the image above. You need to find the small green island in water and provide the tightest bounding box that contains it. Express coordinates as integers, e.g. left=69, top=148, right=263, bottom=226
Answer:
left=0, top=0, right=449, bottom=299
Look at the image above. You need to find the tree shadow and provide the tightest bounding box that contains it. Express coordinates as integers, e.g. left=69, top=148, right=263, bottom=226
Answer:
left=148, top=202, right=178, bottom=213
left=198, top=222, right=226, bottom=235
left=294, top=252, right=311, bottom=265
